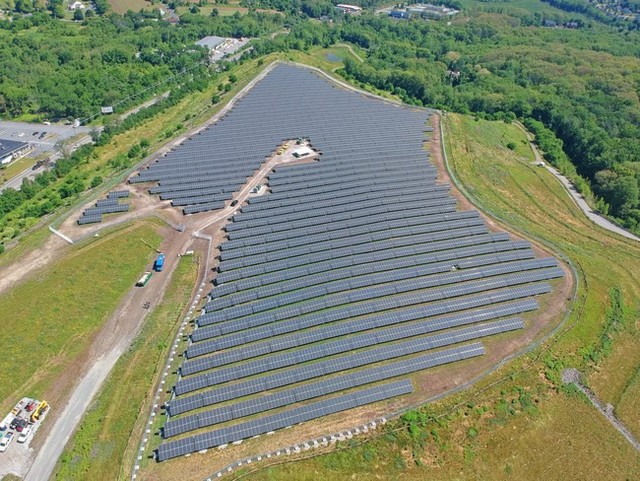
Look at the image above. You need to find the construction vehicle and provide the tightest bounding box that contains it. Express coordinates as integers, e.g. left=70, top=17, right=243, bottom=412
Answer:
left=30, top=401, right=48, bottom=423
left=154, top=253, right=165, bottom=272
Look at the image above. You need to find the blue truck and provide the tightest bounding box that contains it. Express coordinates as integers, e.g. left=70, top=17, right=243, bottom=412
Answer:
left=154, top=253, right=165, bottom=272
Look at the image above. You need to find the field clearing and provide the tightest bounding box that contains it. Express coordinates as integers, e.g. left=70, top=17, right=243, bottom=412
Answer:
left=456, top=0, right=587, bottom=18
left=53, top=255, right=199, bottom=481
left=615, top=366, right=640, bottom=439
left=241, top=387, right=640, bottom=480
left=108, top=0, right=153, bottom=14
left=0, top=222, right=161, bottom=414
left=176, top=5, right=278, bottom=16
left=232, top=113, right=640, bottom=480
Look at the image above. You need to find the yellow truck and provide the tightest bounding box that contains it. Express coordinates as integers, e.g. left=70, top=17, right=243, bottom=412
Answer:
left=30, top=401, right=48, bottom=423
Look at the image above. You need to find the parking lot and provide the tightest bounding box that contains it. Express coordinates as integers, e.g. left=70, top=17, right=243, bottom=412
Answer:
left=0, top=397, right=49, bottom=479
left=210, top=37, right=251, bottom=63
left=0, top=120, right=91, bottom=157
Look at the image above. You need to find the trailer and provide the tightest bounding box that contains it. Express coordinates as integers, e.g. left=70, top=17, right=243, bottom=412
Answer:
left=154, top=253, right=165, bottom=272
left=136, top=271, right=153, bottom=287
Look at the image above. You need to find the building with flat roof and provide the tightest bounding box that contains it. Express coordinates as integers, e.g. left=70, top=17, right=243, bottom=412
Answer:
left=336, top=4, right=363, bottom=14
left=0, top=139, right=31, bottom=166
left=195, top=36, right=228, bottom=51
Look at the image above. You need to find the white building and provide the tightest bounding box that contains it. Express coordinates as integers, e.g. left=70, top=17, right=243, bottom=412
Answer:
left=68, top=1, right=85, bottom=11
left=336, top=4, right=363, bottom=14
left=195, top=36, right=231, bottom=52
left=0, top=139, right=32, bottom=166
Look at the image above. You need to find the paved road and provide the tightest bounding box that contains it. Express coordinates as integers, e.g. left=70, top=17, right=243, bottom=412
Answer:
left=1, top=164, right=45, bottom=192
left=0, top=133, right=92, bottom=193
left=120, top=91, right=171, bottom=120
left=24, top=351, right=121, bottom=481
left=515, top=121, right=639, bottom=243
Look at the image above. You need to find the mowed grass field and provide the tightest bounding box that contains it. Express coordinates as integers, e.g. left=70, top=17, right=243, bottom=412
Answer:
left=0, top=222, right=161, bottom=414
left=54, top=254, right=199, bottom=481
left=108, top=0, right=153, bottom=14
left=233, top=114, right=640, bottom=480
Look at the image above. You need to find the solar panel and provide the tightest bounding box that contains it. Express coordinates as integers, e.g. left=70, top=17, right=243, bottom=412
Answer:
left=156, top=65, right=564, bottom=454
left=158, top=379, right=413, bottom=460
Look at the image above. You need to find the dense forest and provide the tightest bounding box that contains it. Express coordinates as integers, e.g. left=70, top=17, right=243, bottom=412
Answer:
left=0, top=9, right=284, bottom=119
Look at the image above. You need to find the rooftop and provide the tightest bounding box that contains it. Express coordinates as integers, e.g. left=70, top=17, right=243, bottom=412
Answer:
left=195, top=36, right=227, bottom=50
left=0, top=138, right=29, bottom=155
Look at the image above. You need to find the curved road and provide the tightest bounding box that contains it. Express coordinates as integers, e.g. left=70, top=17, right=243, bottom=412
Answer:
left=514, top=121, right=639, bottom=243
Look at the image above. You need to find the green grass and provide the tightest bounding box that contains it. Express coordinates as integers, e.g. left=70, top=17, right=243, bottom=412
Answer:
left=53, top=254, right=199, bottom=481
left=240, top=380, right=640, bottom=480
left=0, top=155, right=39, bottom=186
left=0, top=222, right=162, bottom=414
left=456, top=0, right=589, bottom=19
left=232, top=113, right=640, bottom=480
left=108, top=0, right=153, bottom=14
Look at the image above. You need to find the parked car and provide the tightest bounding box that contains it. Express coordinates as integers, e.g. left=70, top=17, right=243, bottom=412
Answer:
left=15, top=418, right=28, bottom=432
left=17, top=425, right=32, bottom=444
left=0, top=432, right=14, bottom=452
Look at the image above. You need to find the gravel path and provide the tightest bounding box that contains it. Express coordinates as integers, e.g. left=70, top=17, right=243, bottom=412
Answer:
left=562, top=368, right=640, bottom=452
left=514, top=122, right=639, bottom=243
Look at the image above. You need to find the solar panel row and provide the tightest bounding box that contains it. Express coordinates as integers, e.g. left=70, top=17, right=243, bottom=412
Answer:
left=175, top=318, right=523, bottom=397
left=214, top=235, right=529, bottom=286
left=157, top=379, right=414, bottom=461
left=78, top=193, right=130, bottom=225
left=197, top=265, right=562, bottom=332
left=207, top=257, right=555, bottom=319
left=211, top=247, right=533, bottom=305
left=166, top=342, right=484, bottom=433
left=180, top=315, right=522, bottom=386
left=191, top=282, right=552, bottom=348
left=184, top=298, right=537, bottom=369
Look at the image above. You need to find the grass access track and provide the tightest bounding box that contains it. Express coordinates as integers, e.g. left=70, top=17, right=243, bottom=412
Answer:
left=0, top=222, right=161, bottom=414
left=53, top=254, right=199, bottom=481
left=230, top=113, right=640, bottom=480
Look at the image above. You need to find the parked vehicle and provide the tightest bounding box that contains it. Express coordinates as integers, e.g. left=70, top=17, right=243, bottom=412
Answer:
left=17, top=425, right=32, bottom=444
left=136, top=271, right=153, bottom=287
left=30, top=401, right=48, bottom=423
left=0, top=432, right=14, bottom=452
left=154, top=253, right=165, bottom=272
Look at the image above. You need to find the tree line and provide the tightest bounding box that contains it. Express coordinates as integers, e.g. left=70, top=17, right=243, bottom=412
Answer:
left=250, top=11, right=640, bottom=232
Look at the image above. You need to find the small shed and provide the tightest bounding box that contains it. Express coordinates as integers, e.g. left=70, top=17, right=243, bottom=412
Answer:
left=292, top=147, right=313, bottom=158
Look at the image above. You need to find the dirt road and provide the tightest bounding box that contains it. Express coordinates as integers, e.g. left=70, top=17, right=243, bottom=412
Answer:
left=21, top=101, right=311, bottom=481
left=23, top=224, right=191, bottom=481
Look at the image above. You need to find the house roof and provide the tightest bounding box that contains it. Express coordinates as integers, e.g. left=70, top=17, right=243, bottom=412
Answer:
left=0, top=139, right=29, bottom=156
left=195, top=36, right=227, bottom=50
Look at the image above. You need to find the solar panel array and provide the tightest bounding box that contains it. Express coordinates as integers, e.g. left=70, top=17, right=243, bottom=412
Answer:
left=157, top=65, right=564, bottom=461
left=77, top=190, right=130, bottom=225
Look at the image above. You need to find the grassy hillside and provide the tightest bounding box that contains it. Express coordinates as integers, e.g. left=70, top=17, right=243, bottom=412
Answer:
left=54, top=254, right=199, bottom=481
left=0, top=222, right=161, bottom=413
left=234, top=113, right=640, bottom=480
